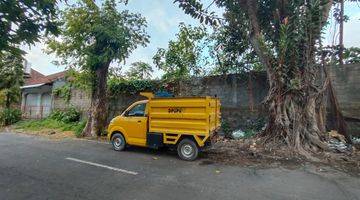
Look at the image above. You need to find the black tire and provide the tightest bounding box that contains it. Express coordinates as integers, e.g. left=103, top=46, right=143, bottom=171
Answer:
left=111, top=133, right=126, bottom=151
left=177, top=138, right=199, bottom=161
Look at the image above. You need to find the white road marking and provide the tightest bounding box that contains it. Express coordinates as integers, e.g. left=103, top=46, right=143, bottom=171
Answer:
left=65, top=157, right=138, bottom=175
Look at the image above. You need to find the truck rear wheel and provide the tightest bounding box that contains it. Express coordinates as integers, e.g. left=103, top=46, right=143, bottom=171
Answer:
left=111, top=133, right=126, bottom=151
left=177, top=138, right=199, bottom=161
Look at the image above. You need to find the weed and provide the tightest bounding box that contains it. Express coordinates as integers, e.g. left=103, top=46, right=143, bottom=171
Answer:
left=0, top=108, right=21, bottom=126
left=13, top=118, right=86, bottom=137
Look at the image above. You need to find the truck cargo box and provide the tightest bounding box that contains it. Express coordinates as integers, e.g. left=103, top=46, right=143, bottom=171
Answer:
left=148, top=96, right=220, bottom=145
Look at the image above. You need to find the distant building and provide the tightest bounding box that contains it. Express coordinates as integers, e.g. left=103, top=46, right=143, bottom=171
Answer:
left=20, top=69, right=67, bottom=119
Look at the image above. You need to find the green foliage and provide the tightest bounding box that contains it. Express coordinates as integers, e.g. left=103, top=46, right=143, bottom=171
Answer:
left=242, top=129, right=257, bottom=139
left=49, top=108, right=81, bottom=123
left=0, top=87, right=21, bottom=109
left=126, top=62, right=154, bottom=80
left=0, top=0, right=59, bottom=56
left=322, top=46, right=360, bottom=65
left=46, top=0, right=149, bottom=136
left=209, top=27, right=263, bottom=75
left=221, top=120, right=232, bottom=138
left=343, top=47, right=360, bottom=64
left=175, top=1, right=221, bottom=26
left=15, top=119, right=66, bottom=131
left=107, top=77, right=158, bottom=97
left=73, top=120, right=87, bottom=138
left=0, top=52, right=24, bottom=108
left=66, top=69, right=93, bottom=91
left=53, top=84, right=72, bottom=102
left=153, top=23, right=208, bottom=80
left=0, top=108, right=22, bottom=126
left=46, top=0, right=149, bottom=76
left=15, top=106, right=83, bottom=137
left=14, top=118, right=86, bottom=137
left=175, top=0, right=336, bottom=90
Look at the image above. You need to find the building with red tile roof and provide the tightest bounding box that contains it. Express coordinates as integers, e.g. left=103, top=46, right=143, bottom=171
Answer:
left=21, top=69, right=68, bottom=118
left=23, top=69, right=67, bottom=87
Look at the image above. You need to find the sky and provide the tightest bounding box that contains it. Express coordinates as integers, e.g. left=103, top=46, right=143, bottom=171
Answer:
left=21, top=1, right=360, bottom=76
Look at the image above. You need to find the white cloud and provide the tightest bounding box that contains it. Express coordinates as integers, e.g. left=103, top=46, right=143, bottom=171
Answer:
left=21, top=42, right=65, bottom=75
left=344, top=13, right=360, bottom=47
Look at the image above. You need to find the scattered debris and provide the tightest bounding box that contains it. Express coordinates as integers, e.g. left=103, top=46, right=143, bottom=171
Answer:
left=215, top=170, right=221, bottom=174
left=329, top=130, right=346, bottom=143
left=328, top=138, right=350, bottom=153
left=48, top=131, right=56, bottom=135
left=204, top=135, right=360, bottom=176
left=231, top=129, right=245, bottom=139
left=152, top=157, right=158, bottom=160
left=352, top=137, right=360, bottom=144
left=316, top=168, right=327, bottom=173
left=327, top=130, right=352, bottom=153
left=249, top=142, right=257, bottom=151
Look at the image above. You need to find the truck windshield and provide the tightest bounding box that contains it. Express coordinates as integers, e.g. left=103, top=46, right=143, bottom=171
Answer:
left=126, top=103, right=146, bottom=117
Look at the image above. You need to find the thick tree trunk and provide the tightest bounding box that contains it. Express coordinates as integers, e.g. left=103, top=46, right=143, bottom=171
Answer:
left=262, top=80, right=328, bottom=159
left=82, top=65, right=109, bottom=137
left=240, top=0, right=335, bottom=159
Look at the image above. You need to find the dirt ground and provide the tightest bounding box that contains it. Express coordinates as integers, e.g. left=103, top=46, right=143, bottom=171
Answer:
left=1, top=126, right=109, bottom=142
left=202, top=136, right=360, bottom=177
left=1, top=126, right=76, bottom=140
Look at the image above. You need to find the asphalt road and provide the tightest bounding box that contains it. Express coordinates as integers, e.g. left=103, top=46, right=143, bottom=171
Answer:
left=0, top=132, right=359, bottom=200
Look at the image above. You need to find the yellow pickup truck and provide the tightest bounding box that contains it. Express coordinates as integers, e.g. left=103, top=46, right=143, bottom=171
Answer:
left=107, top=92, right=221, bottom=161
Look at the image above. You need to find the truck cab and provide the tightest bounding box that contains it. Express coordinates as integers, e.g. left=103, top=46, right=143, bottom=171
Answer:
left=108, top=100, right=149, bottom=147
left=108, top=93, right=221, bottom=161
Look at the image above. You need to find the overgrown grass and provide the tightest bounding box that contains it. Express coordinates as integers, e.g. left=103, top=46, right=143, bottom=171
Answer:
left=13, top=118, right=86, bottom=137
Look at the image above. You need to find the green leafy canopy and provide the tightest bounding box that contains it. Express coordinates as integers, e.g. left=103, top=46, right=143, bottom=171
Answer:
left=0, top=52, right=24, bottom=108
left=0, top=0, right=60, bottom=57
left=46, top=0, right=149, bottom=72
left=153, top=23, right=208, bottom=80
left=126, top=61, right=154, bottom=80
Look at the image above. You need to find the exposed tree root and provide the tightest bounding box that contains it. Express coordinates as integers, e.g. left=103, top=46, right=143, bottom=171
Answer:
left=256, top=79, right=334, bottom=162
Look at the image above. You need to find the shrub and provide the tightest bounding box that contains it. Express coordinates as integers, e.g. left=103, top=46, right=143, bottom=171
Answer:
left=50, top=107, right=81, bottom=123
left=221, top=120, right=232, bottom=138
left=107, top=78, right=158, bottom=97
left=61, top=107, right=81, bottom=123
left=73, top=121, right=86, bottom=137
left=243, top=129, right=257, bottom=139
left=0, top=108, right=21, bottom=126
left=14, top=118, right=86, bottom=138
left=49, top=110, right=64, bottom=121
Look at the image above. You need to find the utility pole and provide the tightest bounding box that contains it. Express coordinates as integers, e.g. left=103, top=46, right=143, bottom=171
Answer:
left=339, top=0, right=344, bottom=66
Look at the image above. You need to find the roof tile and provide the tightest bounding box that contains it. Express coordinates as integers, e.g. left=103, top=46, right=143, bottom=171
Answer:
left=24, top=69, right=67, bottom=86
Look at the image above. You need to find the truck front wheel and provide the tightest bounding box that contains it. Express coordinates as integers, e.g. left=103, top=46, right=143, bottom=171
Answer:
left=177, top=138, right=199, bottom=161
left=111, top=133, right=126, bottom=151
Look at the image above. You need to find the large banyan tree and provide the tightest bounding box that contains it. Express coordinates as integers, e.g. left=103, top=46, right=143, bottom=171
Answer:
left=175, top=0, right=347, bottom=158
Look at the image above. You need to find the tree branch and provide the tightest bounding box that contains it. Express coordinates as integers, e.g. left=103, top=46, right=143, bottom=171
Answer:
left=240, top=0, right=274, bottom=86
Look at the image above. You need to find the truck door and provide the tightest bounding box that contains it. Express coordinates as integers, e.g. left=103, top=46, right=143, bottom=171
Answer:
left=123, top=102, right=148, bottom=146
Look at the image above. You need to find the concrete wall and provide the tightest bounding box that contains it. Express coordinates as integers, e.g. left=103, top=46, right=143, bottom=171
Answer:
left=178, top=73, right=268, bottom=131
left=52, top=64, right=360, bottom=136
left=52, top=84, right=91, bottom=115
left=328, top=64, right=360, bottom=137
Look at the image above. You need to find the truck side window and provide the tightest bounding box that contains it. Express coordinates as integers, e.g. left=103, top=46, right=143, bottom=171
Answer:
left=126, top=103, right=146, bottom=117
